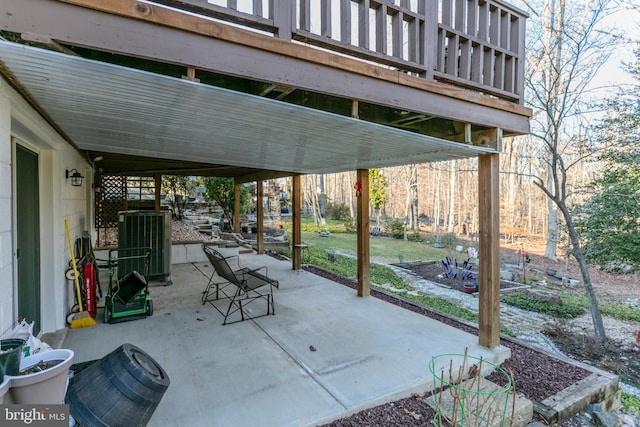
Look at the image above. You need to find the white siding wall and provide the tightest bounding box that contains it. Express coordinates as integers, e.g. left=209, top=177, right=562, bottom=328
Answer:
left=0, top=82, right=13, bottom=337
left=0, top=80, right=91, bottom=336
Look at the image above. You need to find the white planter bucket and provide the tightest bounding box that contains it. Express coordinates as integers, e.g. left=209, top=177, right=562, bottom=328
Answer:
left=0, top=375, right=10, bottom=404
left=8, top=349, right=74, bottom=404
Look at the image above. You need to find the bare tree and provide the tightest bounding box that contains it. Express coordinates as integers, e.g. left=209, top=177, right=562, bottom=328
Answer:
left=400, top=165, right=419, bottom=230
left=432, top=165, right=443, bottom=236
left=303, top=174, right=322, bottom=225
left=522, top=0, right=618, bottom=346
left=447, top=160, right=456, bottom=233
left=318, top=173, right=326, bottom=221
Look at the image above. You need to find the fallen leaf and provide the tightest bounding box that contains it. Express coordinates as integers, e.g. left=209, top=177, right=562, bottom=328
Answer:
left=468, top=363, right=479, bottom=378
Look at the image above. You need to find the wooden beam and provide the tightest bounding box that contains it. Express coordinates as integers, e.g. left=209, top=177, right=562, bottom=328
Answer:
left=473, top=127, right=502, bottom=150
left=5, top=0, right=531, bottom=130
left=464, top=123, right=472, bottom=144
left=292, top=175, right=302, bottom=270
left=256, top=180, right=264, bottom=254
left=430, top=125, right=503, bottom=147
left=154, top=173, right=161, bottom=211
left=478, top=151, right=501, bottom=348
left=233, top=180, right=241, bottom=233
left=234, top=170, right=295, bottom=184
left=356, top=168, right=370, bottom=297
left=181, top=66, right=200, bottom=82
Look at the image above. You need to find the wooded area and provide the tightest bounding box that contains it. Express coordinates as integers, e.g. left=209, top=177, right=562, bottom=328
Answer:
left=294, top=0, right=640, bottom=347
left=298, top=152, right=550, bottom=242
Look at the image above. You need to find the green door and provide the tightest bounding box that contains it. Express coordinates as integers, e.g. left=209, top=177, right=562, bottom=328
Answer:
left=16, top=145, right=41, bottom=334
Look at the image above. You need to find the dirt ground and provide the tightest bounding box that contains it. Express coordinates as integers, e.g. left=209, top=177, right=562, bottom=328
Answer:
left=502, top=237, right=640, bottom=387
left=415, top=236, right=640, bottom=388
left=499, top=236, right=640, bottom=301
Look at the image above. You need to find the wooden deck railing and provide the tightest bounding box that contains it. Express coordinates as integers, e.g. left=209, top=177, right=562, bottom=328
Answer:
left=154, top=0, right=526, bottom=104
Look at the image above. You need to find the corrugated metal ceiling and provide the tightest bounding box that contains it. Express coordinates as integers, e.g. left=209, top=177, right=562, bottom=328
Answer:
left=0, top=41, right=497, bottom=175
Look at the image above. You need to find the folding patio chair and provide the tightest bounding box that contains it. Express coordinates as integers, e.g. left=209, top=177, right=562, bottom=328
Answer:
left=201, top=244, right=279, bottom=324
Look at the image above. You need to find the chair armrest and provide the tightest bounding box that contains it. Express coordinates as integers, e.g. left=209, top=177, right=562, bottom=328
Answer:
left=246, top=265, right=268, bottom=276
left=245, top=267, right=279, bottom=288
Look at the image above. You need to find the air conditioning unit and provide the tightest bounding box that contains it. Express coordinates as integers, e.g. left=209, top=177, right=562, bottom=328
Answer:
left=118, top=211, right=172, bottom=284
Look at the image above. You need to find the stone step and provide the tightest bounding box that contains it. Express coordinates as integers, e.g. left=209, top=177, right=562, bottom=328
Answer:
left=213, top=241, right=239, bottom=248
left=424, top=376, right=533, bottom=427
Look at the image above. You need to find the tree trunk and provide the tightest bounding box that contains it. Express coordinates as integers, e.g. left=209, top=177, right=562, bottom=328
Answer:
left=447, top=160, right=456, bottom=233
left=349, top=171, right=357, bottom=223
left=318, top=173, right=326, bottom=225
left=545, top=194, right=558, bottom=260
left=433, top=168, right=442, bottom=236
left=400, top=165, right=418, bottom=229
left=561, top=205, right=607, bottom=347
left=527, top=161, right=533, bottom=232
left=411, top=184, right=418, bottom=230
left=304, top=175, right=321, bottom=225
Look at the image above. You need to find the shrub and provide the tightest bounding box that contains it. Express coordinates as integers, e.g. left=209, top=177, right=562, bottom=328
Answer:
left=440, top=232, right=458, bottom=249
left=385, top=219, right=405, bottom=239
left=299, top=222, right=347, bottom=234
left=561, top=293, right=640, bottom=323
left=343, top=220, right=356, bottom=234
left=501, top=292, right=585, bottom=318
left=600, top=303, right=640, bottom=323
left=621, top=392, right=640, bottom=413
left=326, top=203, right=351, bottom=221
left=408, top=232, right=424, bottom=242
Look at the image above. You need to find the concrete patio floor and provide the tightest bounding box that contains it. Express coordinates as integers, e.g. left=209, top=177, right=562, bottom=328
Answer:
left=62, top=253, right=510, bottom=427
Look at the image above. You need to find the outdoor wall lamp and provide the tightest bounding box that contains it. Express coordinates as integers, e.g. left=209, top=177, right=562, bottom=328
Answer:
left=66, top=169, right=84, bottom=187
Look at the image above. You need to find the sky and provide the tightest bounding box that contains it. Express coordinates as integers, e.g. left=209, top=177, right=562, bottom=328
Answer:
left=594, top=4, right=640, bottom=88
left=509, top=0, right=639, bottom=93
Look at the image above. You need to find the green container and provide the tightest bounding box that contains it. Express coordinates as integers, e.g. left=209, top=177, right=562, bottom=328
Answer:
left=0, top=338, right=26, bottom=378
left=429, top=353, right=513, bottom=427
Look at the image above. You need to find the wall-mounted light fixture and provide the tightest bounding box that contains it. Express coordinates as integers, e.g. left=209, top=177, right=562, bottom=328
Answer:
left=66, top=169, right=84, bottom=187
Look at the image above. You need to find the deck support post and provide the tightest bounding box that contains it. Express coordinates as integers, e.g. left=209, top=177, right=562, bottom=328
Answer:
left=154, top=173, right=161, bottom=211
left=478, top=147, right=501, bottom=348
left=256, top=180, right=264, bottom=254
left=356, top=169, right=370, bottom=297
left=233, top=180, right=241, bottom=233
left=292, top=175, right=302, bottom=270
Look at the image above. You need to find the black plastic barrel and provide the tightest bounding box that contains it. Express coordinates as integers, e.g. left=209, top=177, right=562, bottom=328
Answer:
left=66, top=343, right=170, bottom=427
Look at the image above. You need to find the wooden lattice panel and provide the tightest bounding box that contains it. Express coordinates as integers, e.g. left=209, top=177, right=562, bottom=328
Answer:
left=95, top=175, right=127, bottom=246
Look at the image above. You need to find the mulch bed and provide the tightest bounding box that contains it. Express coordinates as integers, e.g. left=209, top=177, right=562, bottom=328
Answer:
left=295, top=263, right=592, bottom=426
left=404, top=261, right=523, bottom=293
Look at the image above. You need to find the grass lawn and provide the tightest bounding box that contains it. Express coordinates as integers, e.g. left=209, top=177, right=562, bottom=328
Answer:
left=299, top=231, right=449, bottom=264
